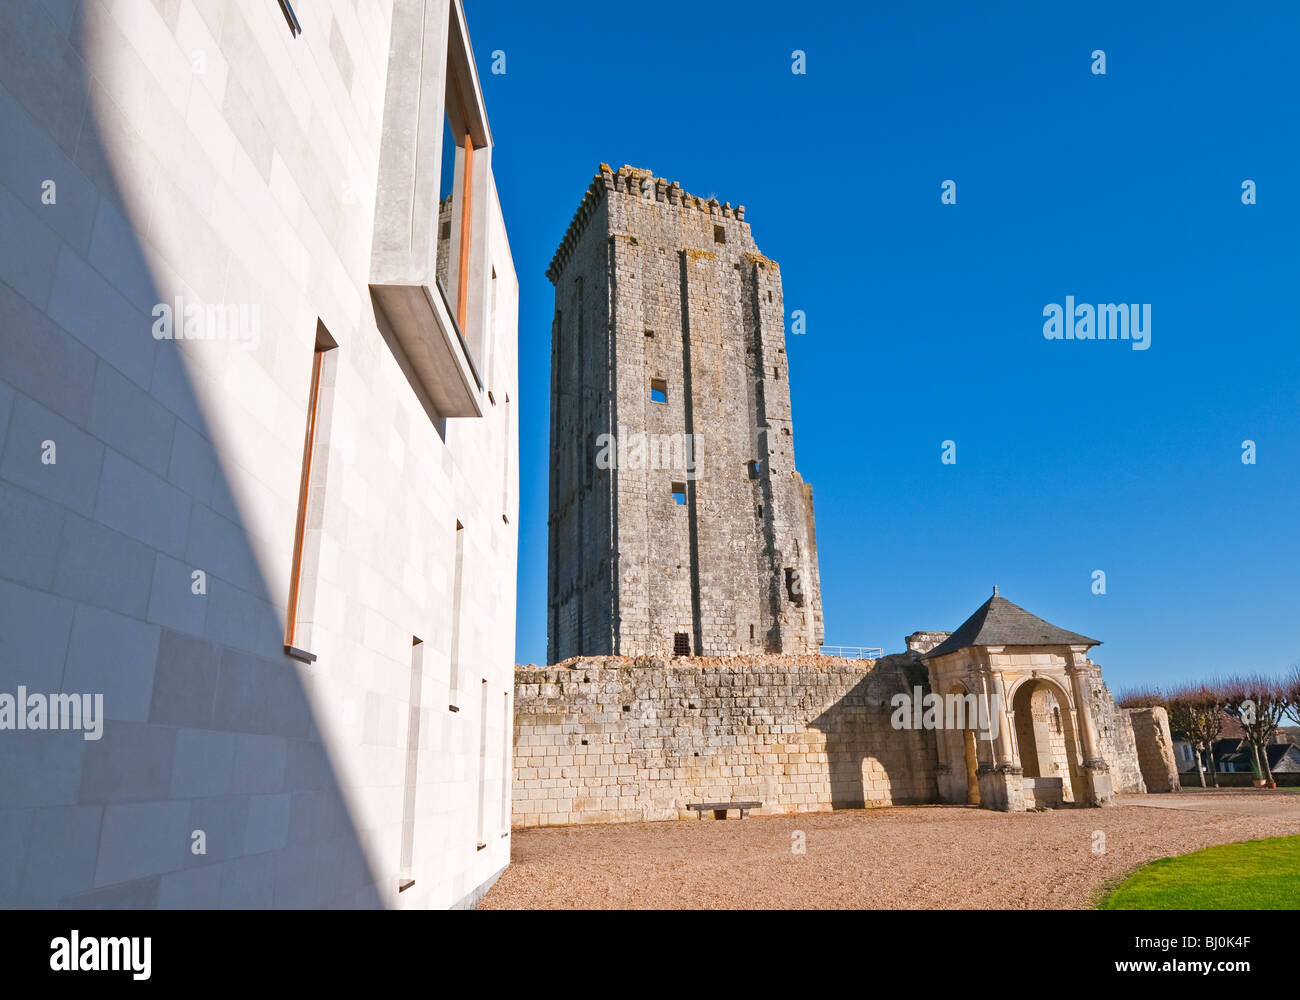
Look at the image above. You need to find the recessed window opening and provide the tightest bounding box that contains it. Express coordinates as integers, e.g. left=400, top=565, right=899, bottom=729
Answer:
left=674, top=633, right=691, bottom=657
left=502, top=393, right=512, bottom=522
left=713, top=224, right=726, bottom=244
left=747, top=459, right=761, bottom=480
left=398, top=636, right=424, bottom=891
left=435, top=22, right=481, bottom=342
left=784, top=566, right=805, bottom=606
left=500, top=692, right=511, bottom=834
left=285, top=322, right=337, bottom=662
left=277, top=0, right=302, bottom=36
left=671, top=482, right=686, bottom=505
left=650, top=378, right=667, bottom=403
left=449, top=521, right=465, bottom=711
left=476, top=678, right=488, bottom=849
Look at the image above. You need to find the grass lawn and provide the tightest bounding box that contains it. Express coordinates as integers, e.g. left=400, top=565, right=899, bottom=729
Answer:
left=1100, top=835, right=1300, bottom=909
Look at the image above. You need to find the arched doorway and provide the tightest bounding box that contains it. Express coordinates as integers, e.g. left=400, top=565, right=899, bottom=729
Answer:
left=1011, top=678, right=1079, bottom=803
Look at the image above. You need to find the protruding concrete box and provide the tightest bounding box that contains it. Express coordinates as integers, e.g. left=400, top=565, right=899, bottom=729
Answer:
left=369, top=0, right=492, bottom=418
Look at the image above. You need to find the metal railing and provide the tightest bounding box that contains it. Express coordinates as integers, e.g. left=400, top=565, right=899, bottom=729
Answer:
left=820, top=645, right=885, bottom=660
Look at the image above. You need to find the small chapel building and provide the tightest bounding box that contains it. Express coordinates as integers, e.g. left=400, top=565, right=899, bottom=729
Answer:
left=920, top=588, right=1117, bottom=811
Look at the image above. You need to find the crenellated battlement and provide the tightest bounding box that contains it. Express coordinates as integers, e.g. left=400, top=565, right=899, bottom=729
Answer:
left=546, top=164, right=747, bottom=284
left=547, top=163, right=824, bottom=666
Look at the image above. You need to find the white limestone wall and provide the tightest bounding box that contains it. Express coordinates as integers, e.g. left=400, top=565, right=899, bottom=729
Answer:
left=0, top=0, right=516, bottom=908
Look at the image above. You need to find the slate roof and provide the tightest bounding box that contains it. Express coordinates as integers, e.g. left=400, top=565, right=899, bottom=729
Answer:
left=922, top=589, right=1100, bottom=659
left=1208, top=739, right=1300, bottom=774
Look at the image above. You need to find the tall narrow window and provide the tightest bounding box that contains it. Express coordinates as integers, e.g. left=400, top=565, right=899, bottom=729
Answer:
left=500, top=690, right=510, bottom=834
left=433, top=10, right=484, bottom=364
left=486, top=265, right=498, bottom=389
left=449, top=521, right=465, bottom=711
left=501, top=393, right=511, bottom=523
left=456, top=134, right=475, bottom=331
left=398, top=637, right=424, bottom=892
left=285, top=322, right=337, bottom=661
left=476, top=678, right=488, bottom=849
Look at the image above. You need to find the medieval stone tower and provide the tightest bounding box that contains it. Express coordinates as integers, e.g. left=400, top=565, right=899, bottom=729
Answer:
left=546, top=165, right=824, bottom=662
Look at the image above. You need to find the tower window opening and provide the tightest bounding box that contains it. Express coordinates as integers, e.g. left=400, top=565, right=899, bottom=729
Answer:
left=784, top=567, right=805, bottom=606
left=747, top=460, right=761, bottom=479
left=650, top=378, right=668, bottom=403
left=713, top=225, right=726, bottom=244
left=674, top=633, right=691, bottom=656
left=671, top=482, right=686, bottom=506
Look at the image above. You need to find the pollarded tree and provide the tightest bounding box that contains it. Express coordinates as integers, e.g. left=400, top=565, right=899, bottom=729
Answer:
left=1220, top=674, right=1287, bottom=784
left=1282, top=663, right=1300, bottom=730
left=1166, top=685, right=1222, bottom=788
left=1116, top=688, right=1164, bottom=710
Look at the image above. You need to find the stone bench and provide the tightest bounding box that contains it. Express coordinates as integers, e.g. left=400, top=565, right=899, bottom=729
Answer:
left=686, top=801, right=761, bottom=820
left=1022, top=777, right=1064, bottom=809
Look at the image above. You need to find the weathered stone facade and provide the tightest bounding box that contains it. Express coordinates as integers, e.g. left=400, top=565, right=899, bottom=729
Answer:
left=514, top=594, right=1180, bottom=824
left=546, top=165, right=823, bottom=662
left=513, top=653, right=936, bottom=827
left=1087, top=675, right=1148, bottom=796
left=1127, top=707, right=1182, bottom=793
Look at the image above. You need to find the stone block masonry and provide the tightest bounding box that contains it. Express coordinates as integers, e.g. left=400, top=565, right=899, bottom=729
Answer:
left=546, top=165, right=823, bottom=662
left=1126, top=707, right=1181, bottom=793
left=513, top=653, right=938, bottom=827
left=1088, top=678, right=1148, bottom=795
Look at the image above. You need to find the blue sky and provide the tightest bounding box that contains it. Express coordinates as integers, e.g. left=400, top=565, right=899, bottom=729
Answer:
left=472, top=1, right=1300, bottom=688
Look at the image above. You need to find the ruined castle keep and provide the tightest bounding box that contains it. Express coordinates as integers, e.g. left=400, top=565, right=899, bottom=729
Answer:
left=519, top=166, right=1181, bottom=828
left=546, top=165, right=824, bottom=662
left=513, top=591, right=1180, bottom=827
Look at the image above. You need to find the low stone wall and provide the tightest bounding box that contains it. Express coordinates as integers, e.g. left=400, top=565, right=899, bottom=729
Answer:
left=1126, top=707, right=1181, bottom=793
left=1191, top=772, right=1300, bottom=788
left=512, top=654, right=938, bottom=827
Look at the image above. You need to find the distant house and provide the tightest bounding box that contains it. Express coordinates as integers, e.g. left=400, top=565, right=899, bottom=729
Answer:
left=1171, top=710, right=1243, bottom=775
left=1210, top=739, right=1300, bottom=775
left=1170, top=711, right=1300, bottom=775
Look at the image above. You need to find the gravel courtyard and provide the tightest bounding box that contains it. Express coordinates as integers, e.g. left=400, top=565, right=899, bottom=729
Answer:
left=479, top=790, right=1300, bottom=909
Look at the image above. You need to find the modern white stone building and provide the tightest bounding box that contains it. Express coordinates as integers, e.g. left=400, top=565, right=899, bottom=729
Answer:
left=0, top=0, right=517, bottom=908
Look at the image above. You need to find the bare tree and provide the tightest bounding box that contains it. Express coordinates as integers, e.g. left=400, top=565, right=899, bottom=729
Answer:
left=1166, top=685, right=1222, bottom=788
left=1116, top=688, right=1164, bottom=709
left=1282, top=662, right=1300, bottom=730
left=1221, top=674, right=1287, bottom=784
